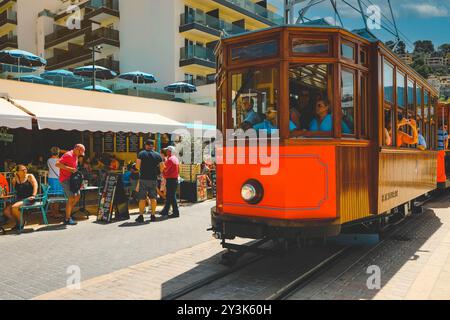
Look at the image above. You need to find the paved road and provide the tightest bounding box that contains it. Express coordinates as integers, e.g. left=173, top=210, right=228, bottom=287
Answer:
left=0, top=201, right=215, bottom=300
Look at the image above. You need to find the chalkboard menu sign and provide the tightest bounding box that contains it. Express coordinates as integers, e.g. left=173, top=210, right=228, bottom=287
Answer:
left=82, top=132, right=91, bottom=157
left=93, top=132, right=103, bottom=155
left=116, top=132, right=127, bottom=153
left=104, top=132, right=114, bottom=153
left=97, top=174, right=119, bottom=222
left=210, top=170, right=216, bottom=198
left=196, top=174, right=208, bottom=202
left=128, top=133, right=139, bottom=153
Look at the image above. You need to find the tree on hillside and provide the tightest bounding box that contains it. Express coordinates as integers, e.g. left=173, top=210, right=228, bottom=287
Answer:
left=413, top=40, right=435, bottom=55
left=438, top=44, right=450, bottom=56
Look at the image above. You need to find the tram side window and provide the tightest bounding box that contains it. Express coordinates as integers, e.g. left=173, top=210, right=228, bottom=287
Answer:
left=231, top=67, right=279, bottom=133
left=341, top=70, right=355, bottom=135
left=383, top=61, right=394, bottom=146
left=288, top=64, right=333, bottom=135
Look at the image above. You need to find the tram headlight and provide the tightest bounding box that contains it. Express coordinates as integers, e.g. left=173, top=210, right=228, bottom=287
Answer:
left=241, top=180, right=263, bottom=205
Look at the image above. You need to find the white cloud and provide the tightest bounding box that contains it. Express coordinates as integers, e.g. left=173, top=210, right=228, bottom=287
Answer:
left=401, top=3, right=449, bottom=17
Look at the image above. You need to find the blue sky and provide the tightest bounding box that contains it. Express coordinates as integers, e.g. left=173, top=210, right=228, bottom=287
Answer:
left=269, top=0, right=450, bottom=51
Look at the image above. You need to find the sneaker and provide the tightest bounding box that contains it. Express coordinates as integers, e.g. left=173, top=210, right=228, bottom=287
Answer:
left=150, top=215, right=156, bottom=222
left=170, top=213, right=180, bottom=219
left=65, top=218, right=78, bottom=226
left=135, top=215, right=144, bottom=223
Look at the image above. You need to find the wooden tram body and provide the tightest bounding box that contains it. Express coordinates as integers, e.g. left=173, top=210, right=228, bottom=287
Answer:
left=211, top=25, right=441, bottom=241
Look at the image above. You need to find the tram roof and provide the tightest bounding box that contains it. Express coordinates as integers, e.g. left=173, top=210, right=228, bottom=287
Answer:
left=222, top=19, right=380, bottom=43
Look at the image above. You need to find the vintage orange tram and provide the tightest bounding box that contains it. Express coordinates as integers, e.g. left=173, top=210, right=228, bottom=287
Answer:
left=211, top=24, right=444, bottom=244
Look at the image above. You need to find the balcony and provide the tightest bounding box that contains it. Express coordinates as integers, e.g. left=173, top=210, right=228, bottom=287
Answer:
left=45, top=20, right=92, bottom=49
left=180, top=45, right=216, bottom=71
left=180, top=12, right=247, bottom=41
left=0, top=34, right=17, bottom=50
left=87, top=58, right=120, bottom=74
left=0, top=10, right=17, bottom=28
left=85, top=27, right=120, bottom=48
left=0, top=0, right=16, bottom=9
left=184, top=74, right=216, bottom=87
left=213, top=0, right=283, bottom=26
left=85, top=0, right=120, bottom=23
left=47, top=48, right=92, bottom=70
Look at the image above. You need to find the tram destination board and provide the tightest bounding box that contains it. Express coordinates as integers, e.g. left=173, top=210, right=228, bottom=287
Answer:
left=116, top=132, right=127, bottom=153
left=128, top=133, right=139, bottom=153
left=97, top=173, right=119, bottom=223
left=104, top=132, right=114, bottom=153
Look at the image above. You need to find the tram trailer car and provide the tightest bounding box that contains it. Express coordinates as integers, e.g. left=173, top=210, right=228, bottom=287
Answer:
left=211, top=25, right=445, bottom=242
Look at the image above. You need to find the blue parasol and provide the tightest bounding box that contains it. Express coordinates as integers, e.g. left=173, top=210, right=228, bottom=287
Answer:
left=164, top=82, right=197, bottom=93
left=12, top=75, right=54, bottom=85
left=74, top=65, right=117, bottom=79
left=41, top=69, right=82, bottom=87
left=82, top=85, right=113, bottom=93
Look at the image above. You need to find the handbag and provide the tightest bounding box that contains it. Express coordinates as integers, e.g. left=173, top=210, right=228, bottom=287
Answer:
left=70, top=171, right=84, bottom=193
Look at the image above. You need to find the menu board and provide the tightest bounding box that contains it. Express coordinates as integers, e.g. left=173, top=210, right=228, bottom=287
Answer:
left=128, top=133, right=140, bottom=153
left=82, top=132, right=91, bottom=157
left=104, top=132, right=114, bottom=153
left=97, top=173, right=119, bottom=222
left=179, top=164, right=201, bottom=182
left=196, top=174, right=208, bottom=202
left=116, top=132, right=127, bottom=153
left=93, top=132, right=103, bottom=155
left=210, top=170, right=216, bottom=198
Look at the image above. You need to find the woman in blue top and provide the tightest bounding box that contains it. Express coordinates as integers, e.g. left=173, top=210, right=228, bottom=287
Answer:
left=309, top=100, right=351, bottom=134
left=253, top=108, right=297, bottom=134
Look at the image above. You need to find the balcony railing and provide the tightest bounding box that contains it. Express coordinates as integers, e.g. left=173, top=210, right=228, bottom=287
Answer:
left=218, top=0, right=284, bottom=25
left=180, top=12, right=247, bottom=36
left=0, top=10, right=17, bottom=25
left=85, top=27, right=120, bottom=45
left=47, top=48, right=92, bottom=69
left=0, top=34, right=17, bottom=50
left=45, top=20, right=92, bottom=48
left=180, top=45, right=215, bottom=64
left=184, top=75, right=216, bottom=87
left=90, top=58, right=120, bottom=73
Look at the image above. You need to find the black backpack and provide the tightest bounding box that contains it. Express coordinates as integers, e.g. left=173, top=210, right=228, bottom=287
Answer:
left=70, top=171, right=84, bottom=193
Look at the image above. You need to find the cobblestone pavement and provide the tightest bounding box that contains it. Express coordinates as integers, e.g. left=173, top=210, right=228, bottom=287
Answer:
left=288, top=194, right=450, bottom=300
left=0, top=200, right=216, bottom=300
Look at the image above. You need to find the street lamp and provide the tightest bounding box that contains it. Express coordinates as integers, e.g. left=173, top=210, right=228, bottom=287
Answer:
left=91, top=45, right=103, bottom=90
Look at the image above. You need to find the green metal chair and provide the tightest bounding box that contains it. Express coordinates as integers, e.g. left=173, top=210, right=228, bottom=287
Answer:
left=18, top=185, right=50, bottom=234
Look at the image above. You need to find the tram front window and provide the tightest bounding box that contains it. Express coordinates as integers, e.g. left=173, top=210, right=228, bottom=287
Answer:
left=231, top=67, right=279, bottom=133
left=289, top=64, right=334, bottom=135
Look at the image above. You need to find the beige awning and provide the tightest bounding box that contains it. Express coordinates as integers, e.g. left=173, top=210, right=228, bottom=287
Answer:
left=12, top=99, right=186, bottom=133
left=0, top=98, right=32, bottom=130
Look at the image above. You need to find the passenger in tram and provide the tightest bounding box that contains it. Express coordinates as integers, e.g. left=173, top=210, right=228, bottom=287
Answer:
left=298, top=90, right=314, bottom=130
left=242, top=97, right=263, bottom=126
left=253, top=108, right=297, bottom=133
left=396, top=117, right=418, bottom=147
left=289, top=97, right=301, bottom=130
left=384, top=113, right=418, bottom=147
left=417, top=127, right=427, bottom=151
left=309, top=99, right=351, bottom=134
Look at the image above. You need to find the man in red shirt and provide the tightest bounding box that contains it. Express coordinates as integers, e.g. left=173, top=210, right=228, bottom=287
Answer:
left=56, top=144, right=85, bottom=226
left=160, top=146, right=180, bottom=218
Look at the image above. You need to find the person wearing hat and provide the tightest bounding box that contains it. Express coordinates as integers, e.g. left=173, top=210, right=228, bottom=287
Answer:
left=56, top=144, right=86, bottom=226
left=135, top=140, right=163, bottom=223
left=160, top=146, right=180, bottom=218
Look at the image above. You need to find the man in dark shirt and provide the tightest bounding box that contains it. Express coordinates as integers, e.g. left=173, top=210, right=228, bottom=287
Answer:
left=135, top=140, right=162, bottom=223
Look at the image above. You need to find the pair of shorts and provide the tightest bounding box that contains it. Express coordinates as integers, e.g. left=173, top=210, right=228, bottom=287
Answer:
left=136, top=180, right=158, bottom=200
left=48, top=178, right=64, bottom=195
left=61, top=179, right=80, bottom=198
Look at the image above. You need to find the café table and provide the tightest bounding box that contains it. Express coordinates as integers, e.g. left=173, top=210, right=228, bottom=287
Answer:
left=73, top=186, right=99, bottom=219
left=0, top=195, right=15, bottom=234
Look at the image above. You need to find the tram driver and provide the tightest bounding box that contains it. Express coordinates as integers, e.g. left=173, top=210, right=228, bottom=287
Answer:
left=242, top=97, right=263, bottom=126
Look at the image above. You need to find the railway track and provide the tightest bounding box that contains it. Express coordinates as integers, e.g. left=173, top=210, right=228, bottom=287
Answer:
left=163, top=195, right=443, bottom=300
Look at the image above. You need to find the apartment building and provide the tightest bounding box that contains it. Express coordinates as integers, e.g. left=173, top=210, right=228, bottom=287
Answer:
left=1, top=0, right=281, bottom=105
left=398, top=53, right=413, bottom=65
left=428, top=75, right=450, bottom=99
left=426, top=56, right=446, bottom=68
